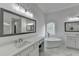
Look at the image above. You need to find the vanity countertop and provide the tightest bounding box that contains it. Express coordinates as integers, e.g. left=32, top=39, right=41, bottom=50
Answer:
left=0, top=36, right=43, bottom=56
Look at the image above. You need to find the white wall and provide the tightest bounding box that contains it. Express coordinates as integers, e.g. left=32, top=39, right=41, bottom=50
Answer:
left=45, top=5, right=79, bottom=39
left=0, top=3, right=45, bottom=55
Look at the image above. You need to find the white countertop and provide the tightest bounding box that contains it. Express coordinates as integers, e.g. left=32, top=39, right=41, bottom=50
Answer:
left=0, top=36, right=43, bottom=56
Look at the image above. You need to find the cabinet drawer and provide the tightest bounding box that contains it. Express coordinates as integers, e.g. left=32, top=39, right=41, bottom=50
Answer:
left=67, top=36, right=79, bottom=40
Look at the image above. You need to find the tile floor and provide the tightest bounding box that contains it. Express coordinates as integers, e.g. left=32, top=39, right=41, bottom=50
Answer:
left=40, top=45, right=79, bottom=56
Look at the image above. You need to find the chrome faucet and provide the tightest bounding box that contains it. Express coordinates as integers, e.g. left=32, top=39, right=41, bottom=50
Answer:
left=18, top=38, right=23, bottom=43
left=14, top=38, right=23, bottom=48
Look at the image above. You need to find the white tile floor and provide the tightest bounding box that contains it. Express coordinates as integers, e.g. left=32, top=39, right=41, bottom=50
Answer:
left=40, top=45, right=79, bottom=56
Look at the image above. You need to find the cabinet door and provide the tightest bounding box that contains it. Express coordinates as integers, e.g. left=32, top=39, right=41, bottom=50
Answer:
left=15, top=48, right=29, bottom=56
left=21, top=50, right=29, bottom=56
left=29, top=47, right=39, bottom=56
left=76, top=39, right=79, bottom=49
left=66, top=38, right=75, bottom=48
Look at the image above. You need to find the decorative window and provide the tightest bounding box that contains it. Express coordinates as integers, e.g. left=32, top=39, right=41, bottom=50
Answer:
left=47, top=22, right=55, bottom=36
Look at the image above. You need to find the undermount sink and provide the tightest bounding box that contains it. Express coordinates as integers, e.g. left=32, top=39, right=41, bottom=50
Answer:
left=14, top=39, right=32, bottom=48
left=21, top=41, right=31, bottom=47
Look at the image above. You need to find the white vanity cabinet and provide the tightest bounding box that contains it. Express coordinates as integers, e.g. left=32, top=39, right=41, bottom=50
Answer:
left=65, top=35, right=79, bottom=49
left=15, top=42, right=39, bottom=56
left=29, top=43, right=39, bottom=56
left=65, top=36, right=76, bottom=48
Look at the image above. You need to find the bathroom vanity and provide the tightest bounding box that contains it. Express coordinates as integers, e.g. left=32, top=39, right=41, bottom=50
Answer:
left=65, top=20, right=79, bottom=49
left=13, top=37, right=44, bottom=56
left=14, top=40, right=39, bottom=56
left=0, top=8, right=44, bottom=56
left=65, top=34, right=79, bottom=49
left=0, top=36, right=44, bottom=56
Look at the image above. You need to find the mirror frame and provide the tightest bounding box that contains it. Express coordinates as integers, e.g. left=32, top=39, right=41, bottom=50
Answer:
left=0, top=8, right=36, bottom=37
left=64, top=21, right=79, bottom=32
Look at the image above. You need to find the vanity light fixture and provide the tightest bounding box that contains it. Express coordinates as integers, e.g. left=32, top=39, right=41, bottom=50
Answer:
left=12, top=4, right=25, bottom=13
left=4, top=22, right=10, bottom=26
left=27, top=23, right=34, bottom=25
left=12, top=4, right=34, bottom=18
left=25, top=10, right=34, bottom=18
left=67, top=17, right=79, bottom=21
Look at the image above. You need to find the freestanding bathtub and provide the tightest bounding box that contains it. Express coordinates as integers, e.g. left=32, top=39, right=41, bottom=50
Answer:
left=45, top=37, right=62, bottom=48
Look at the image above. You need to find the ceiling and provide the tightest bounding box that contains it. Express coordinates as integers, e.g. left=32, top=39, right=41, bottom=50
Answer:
left=37, top=3, right=79, bottom=13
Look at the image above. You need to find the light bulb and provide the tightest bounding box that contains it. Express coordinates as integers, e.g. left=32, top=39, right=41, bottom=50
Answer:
left=27, top=23, right=34, bottom=25
left=12, top=4, right=34, bottom=18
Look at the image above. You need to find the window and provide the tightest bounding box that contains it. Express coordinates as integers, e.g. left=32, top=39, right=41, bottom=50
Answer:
left=47, top=22, right=55, bottom=36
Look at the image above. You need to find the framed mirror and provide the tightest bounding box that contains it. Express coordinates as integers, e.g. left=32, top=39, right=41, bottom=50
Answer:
left=65, top=21, right=79, bottom=32
left=0, top=8, right=36, bottom=37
